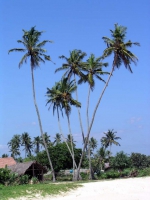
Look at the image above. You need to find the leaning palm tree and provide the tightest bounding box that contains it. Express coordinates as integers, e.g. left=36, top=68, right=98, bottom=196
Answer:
left=49, top=77, right=81, bottom=180
left=78, top=54, right=108, bottom=179
left=101, top=129, right=121, bottom=155
left=8, top=27, right=55, bottom=181
left=75, top=24, right=140, bottom=181
left=21, top=132, right=33, bottom=158
left=55, top=50, right=86, bottom=143
left=46, top=81, right=81, bottom=179
left=79, top=54, right=108, bottom=130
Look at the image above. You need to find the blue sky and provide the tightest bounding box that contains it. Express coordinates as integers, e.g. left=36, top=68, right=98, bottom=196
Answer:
left=0, top=0, right=150, bottom=157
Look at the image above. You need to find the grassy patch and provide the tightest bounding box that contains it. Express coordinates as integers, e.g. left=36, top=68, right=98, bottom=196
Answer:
left=0, top=182, right=81, bottom=200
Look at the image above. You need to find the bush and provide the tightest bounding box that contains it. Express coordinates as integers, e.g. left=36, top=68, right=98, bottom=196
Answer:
left=138, top=168, right=150, bottom=177
left=80, top=172, right=88, bottom=180
left=19, top=175, right=29, bottom=185
left=56, top=175, right=73, bottom=181
left=121, top=168, right=131, bottom=177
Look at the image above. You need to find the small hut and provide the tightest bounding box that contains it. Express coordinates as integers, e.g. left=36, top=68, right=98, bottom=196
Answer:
left=8, top=161, right=47, bottom=181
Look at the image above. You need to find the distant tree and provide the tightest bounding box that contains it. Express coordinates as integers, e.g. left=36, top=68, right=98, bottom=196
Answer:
left=21, top=132, right=33, bottom=157
left=53, top=133, right=61, bottom=145
left=101, top=129, right=121, bottom=155
left=110, top=151, right=131, bottom=170
left=130, top=153, right=150, bottom=169
left=40, top=132, right=51, bottom=148
left=33, top=136, right=42, bottom=154
left=2, top=154, right=9, bottom=158
left=8, top=134, right=21, bottom=159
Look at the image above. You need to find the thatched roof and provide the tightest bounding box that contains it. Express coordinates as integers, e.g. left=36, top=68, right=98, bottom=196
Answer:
left=8, top=161, right=47, bottom=175
left=0, top=157, right=16, bottom=168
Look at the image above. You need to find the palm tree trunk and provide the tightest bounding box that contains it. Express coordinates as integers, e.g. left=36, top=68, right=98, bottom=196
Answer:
left=86, top=85, right=94, bottom=179
left=74, top=75, right=85, bottom=143
left=57, top=114, right=75, bottom=165
left=67, top=115, right=75, bottom=180
left=31, top=67, right=56, bottom=182
left=75, top=65, right=114, bottom=181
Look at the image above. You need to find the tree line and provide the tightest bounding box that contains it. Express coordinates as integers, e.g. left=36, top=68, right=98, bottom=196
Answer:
left=8, top=24, right=140, bottom=181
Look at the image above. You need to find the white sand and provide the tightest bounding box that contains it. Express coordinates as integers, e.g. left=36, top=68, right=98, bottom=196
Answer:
left=12, top=177, right=150, bottom=200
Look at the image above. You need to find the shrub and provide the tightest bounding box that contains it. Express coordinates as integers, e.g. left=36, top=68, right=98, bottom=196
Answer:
left=138, top=168, right=150, bottom=177
left=80, top=172, right=88, bottom=180
left=121, top=168, right=131, bottom=177
left=19, top=175, right=29, bottom=184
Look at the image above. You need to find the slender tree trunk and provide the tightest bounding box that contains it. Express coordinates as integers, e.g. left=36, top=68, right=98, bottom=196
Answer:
left=31, top=67, right=55, bottom=182
left=74, top=75, right=85, bottom=143
left=67, top=115, right=75, bottom=180
left=57, top=114, right=75, bottom=165
left=87, top=85, right=90, bottom=130
left=86, top=85, right=94, bottom=179
left=75, top=66, right=114, bottom=180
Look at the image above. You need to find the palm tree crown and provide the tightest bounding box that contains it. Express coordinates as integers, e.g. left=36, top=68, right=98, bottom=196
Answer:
left=8, top=26, right=53, bottom=68
left=46, top=78, right=81, bottom=117
left=102, top=24, right=140, bottom=72
left=79, top=54, right=109, bottom=89
left=55, top=49, right=86, bottom=80
left=101, top=129, right=121, bottom=150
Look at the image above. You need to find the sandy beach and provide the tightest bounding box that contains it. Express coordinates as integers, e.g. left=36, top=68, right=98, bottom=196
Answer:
left=14, top=177, right=150, bottom=200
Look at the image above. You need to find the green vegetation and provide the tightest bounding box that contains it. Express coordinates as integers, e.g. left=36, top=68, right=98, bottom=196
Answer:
left=0, top=182, right=81, bottom=200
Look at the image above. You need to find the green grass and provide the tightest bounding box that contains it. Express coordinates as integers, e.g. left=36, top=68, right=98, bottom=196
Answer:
left=0, top=182, right=81, bottom=200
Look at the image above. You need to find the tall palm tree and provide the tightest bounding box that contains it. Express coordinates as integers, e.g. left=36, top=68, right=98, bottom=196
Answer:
left=8, top=27, right=55, bottom=181
left=21, top=132, right=33, bottom=157
left=101, top=129, right=121, bottom=155
left=75, top=24, right=140, bottom=181
left=78, top=54, right=108, bottom=179
left=79, top=54, right=108, bottom=130
left=55, top=50, right=86, bottom=143
left=8, top=134, right=21, bottom=159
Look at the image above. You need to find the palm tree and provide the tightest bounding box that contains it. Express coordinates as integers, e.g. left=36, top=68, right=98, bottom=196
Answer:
left=33, top=136, right=41, bottom=154
left=75, top=24, right=139, bottom=181
left=55, top=50, right=86, bottom=143
left=8, top=27, right=56, bottom=181
left=96, top=147, right=109, bottom=171
left=101, top=129, right=121, bottom=155
left=79, top=54, right=108, bottom=130
left=46, top=82, right=80, bottom=179
left=79, top=54, right=108, bottom=179
left=8, top=134, right=21, bottom=159
left=53, top=133, right=61, bottom=145
left=21, top=132, right=33, bottom=157
left=47, top=77, right=81, bottom=180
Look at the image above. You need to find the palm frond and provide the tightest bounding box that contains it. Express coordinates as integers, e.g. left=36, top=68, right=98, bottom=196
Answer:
left=8, top=48, right=26, bottom=54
